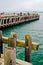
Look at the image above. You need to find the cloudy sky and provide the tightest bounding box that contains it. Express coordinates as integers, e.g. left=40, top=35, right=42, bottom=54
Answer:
left=0, top=0, right=43, bottom=12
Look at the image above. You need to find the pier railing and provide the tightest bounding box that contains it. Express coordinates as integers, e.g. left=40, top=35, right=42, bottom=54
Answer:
left=0, top=31, right=39, bottom=62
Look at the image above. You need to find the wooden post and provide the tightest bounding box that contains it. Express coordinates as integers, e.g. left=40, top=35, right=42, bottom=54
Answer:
left=0, top=31, right=3, bottom=58
left=11, top=32, right=17, bottom=47
left=4, top=47, right=16, bottom=65
left=8, top=37, right=16, bottom=48
left=8, top=32, right=17, bottom=48
left=25, top=35, right=32, bottom=62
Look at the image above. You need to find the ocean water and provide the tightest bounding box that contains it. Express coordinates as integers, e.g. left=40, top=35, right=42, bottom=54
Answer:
left=2, top=13, right=43, bottom=65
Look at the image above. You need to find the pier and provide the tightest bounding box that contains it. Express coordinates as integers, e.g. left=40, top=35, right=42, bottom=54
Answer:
left=0, top=31, right=39, bottom=65
left=0, top=13, right=39, bottom=28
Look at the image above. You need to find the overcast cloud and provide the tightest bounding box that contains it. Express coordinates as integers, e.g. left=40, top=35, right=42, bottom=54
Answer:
left=0, top=0, right=43, bottom=12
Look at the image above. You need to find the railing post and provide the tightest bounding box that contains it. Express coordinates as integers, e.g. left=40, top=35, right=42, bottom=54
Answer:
left=4, top=32, right=16, bottom=65
left=8, top=32, right=17, bottom=48
left=11, top=32, right=17, bottom=47
left=25, top=35, right=32, bottom=62
left=8, top=37, right=16, bottom=48
left=0, top=31, right=3, bottom=58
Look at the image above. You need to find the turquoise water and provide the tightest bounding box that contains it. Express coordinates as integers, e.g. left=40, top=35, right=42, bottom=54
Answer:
left=2, top=13, right=43, bottom=65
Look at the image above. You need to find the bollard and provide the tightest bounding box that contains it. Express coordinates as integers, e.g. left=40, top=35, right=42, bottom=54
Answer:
left=4, top=47, right=16, bottom=65
left=25, top=35, right=32, bottom=62
left=0, top=31, right=3, bottom=58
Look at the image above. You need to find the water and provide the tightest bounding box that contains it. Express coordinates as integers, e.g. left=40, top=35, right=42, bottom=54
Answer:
left=2, top=13, right=43, bottom=65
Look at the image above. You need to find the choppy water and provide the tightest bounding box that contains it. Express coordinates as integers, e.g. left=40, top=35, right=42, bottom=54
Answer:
left=2, top=13, right=43, bottom=65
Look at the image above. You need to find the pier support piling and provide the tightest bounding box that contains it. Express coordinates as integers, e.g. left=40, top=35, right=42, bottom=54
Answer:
left=25, top=35, right=32, bottom=62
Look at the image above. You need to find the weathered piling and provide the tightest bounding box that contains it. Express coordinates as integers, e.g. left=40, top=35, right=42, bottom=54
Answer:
left=25, top=35, right=32, bottom=62
left=0, top=31, right=3, bottom=58
left=4, top=47, right=16, bottom=65
left=5, top=32, right=16, bottom=65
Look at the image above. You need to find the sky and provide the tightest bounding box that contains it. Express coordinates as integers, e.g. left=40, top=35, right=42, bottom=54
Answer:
left=0, top=0, right=43, bottom=12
